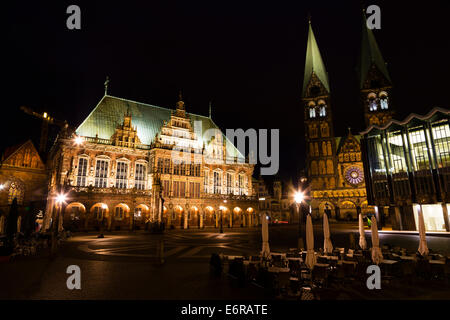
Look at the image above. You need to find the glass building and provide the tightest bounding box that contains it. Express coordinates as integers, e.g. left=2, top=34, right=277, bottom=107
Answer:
left=360, top=107, right=450, bottom=232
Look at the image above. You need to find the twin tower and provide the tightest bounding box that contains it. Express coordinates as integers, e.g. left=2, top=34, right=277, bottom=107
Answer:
left=303, top=13, right=393, bottom=216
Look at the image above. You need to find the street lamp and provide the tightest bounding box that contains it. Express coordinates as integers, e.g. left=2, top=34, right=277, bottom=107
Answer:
left=52, top=192, right=67, bottom=254
left=219, top=206, right=224, bottom=233
left=74, top=136, right=84, bottom=145
left=294, top=191, right=305, bottom=250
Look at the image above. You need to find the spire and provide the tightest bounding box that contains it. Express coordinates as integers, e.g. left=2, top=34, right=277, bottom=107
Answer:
left=302, top=22, right=330, bottom=97
left=359, top=9, right=391, bottom=88
left=208, top=101, right=212, bottom=119
left=104, top=76, right=110, bottom=95
left=176, top=90, right=185, bottom=110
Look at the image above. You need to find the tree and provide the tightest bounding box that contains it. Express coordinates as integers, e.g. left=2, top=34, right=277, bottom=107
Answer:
left=5, top=198, right=19, bottom=245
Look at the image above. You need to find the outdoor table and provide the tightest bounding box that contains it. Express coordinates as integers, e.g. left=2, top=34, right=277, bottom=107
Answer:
left=429, top=260, right=445, bottom=265
left=400, top=256, right=416, bottom=261
left=268, top=267, right=290, bottom=273
left=287, top=257, right=302, bottom=261
left=381, top=259, right=399, bottom=264
left=315, top=263, right=330, bottom=268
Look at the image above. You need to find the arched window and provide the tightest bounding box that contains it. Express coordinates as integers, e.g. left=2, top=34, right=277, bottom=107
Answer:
left=8, top=181, right=24, bottom=204
left=322, top=142, right=327, bottom=156
left=309, top=107, right=316, bottom=118
left=368, top=92, right=378, bottom=111
left=327, top=141, right=332, bottom=155
left=379, top=92, right=388, bottom=110
left=326, top=160, right=334, bottom=174
left=319, top=106, right=326, bottom=117
left=319, top=160, right=326, bottom=175
left=314, top=143, right=319, bottom=157
left=311, top=161, right=318, bottom=175
left=115, top=207, right=124, bottom=220
left=320, top=123, right=329, bottom=137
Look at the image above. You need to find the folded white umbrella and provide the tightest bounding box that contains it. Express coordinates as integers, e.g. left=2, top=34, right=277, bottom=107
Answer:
left=418, top=208, right=429, bottom=256
left=371, top=216, right=383, bottom=265
left=323, top=213, right=333, bottom=254
left=305, top=214, right=316, bottom=269
left=359, top=214, right=368, bottom=250
left=261, top=213, right=270, bottom=258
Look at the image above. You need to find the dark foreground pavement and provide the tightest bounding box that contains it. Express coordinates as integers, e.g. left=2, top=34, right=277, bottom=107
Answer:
left=1, top=224, right=449, bottom=300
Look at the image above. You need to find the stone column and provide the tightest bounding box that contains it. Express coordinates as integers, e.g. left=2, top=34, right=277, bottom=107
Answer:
left=215, top=212, right=218, bottom=228
left=199, top=212, right=203, bottom=229
left=0, top=215, right=4, bottom=234
left=184, top=213, right=188, bottom=229
left=229, top=211, right=233, bottom=228
left=247, top=213, right=252, bottom=227
left=441, top=203, right=450, bottom=232
left=393, top=206, right=403, bottom=230
left=242, top=213, right=246, bottom=227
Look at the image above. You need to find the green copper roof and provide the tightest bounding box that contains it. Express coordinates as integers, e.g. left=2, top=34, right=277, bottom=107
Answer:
left=359, top=12, right=391, bottom=88
left=76, top=95, right=244, bottom=160
left=302, top=23, right=330, bottom=96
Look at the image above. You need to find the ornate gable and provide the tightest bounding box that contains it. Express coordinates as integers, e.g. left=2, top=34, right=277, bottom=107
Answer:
left=110, top=110, right=142, bottom=148
left=1, top=140, right=45, bottom=170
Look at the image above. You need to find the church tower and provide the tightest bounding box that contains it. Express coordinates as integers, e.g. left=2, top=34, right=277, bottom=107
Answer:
left=303, top=21, right=337, bottom=193
left=359, top=10, right=394, bottom=127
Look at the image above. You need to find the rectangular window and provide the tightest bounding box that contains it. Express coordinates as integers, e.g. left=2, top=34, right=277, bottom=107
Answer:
left=432, top=123, right=450, bottom=168
left=162, top=180, right=170, bottom=197
left=173, top=181, right=180, bottom=197
left=164, top=159, right=171, bottom=174
left=180, top=181, right=186, bottom=197
left=116, top=162, right=128, bottom=189
left=180, top=162, right=186, bottom=176
left=157, top=158, right=164, bottom=173
left=195, top=182, right=200, bottom=198
left=76, top=157, right=88, bottom=187
left=238, top=175, right=244, bottom=195
left=173, top=162, right=180, bottom=175
left=214, top=171, right=221, bottom=194
left=189, top=182, right=194, bottom=198
left=135, top=163, right=146, bottom=190
left=227, top=173, right=233, bottom=194
left=94, top=160, right=108, bottom=188
left=409, top=129, right=430, bottom=170
left=204, top=170, right=209, bottom=193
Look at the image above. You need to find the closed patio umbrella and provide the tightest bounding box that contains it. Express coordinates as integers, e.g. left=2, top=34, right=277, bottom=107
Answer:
left=305, top=214, right=316, bottom=269
left=261, top=213, right=270, bottom=258
left=418, top=208, right=429, bottom=256
left=323, top=213, right=333, bottom=254
left=370, top=216, right=383, bottom=265
left=358, top=214, right=367, bottom=250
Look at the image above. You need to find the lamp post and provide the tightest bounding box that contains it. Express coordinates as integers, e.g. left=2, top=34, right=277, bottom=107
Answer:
left=52, top=192, right=66, bottom=254
left=219, top=206, right=223, bottom=233
left=294, top=191, right=305, bottom=250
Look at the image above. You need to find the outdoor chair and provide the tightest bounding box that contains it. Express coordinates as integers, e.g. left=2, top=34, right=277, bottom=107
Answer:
left=278, top=271, right=291, bottom=295
left=416, top=259, right=431, bottom=280
left=317, top=256, right=328, bottom=264
left=342, top=261, right=356, bottom=280
left=312, top=265, right=328, bottom=288
left=444, top=261, right=450, bottom=285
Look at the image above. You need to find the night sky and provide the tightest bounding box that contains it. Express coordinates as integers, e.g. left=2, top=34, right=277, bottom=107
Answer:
left=5, top=0, right=450, bottom=184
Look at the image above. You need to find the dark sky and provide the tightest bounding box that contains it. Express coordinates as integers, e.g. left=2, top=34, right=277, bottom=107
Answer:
left=5, top=0, right=450, bottom=183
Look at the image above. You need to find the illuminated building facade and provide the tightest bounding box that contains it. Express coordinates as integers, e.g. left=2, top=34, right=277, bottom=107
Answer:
left=44, top=94, right=258, bottom=231
left=361, top=108, right=450, bottom=232
left=302, top=17, right=395, bottom=220
left=0, top=140, right=47, bottom=233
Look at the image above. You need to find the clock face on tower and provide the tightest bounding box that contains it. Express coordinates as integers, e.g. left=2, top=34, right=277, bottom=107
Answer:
left=345, top=166, right=364, bottom=185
